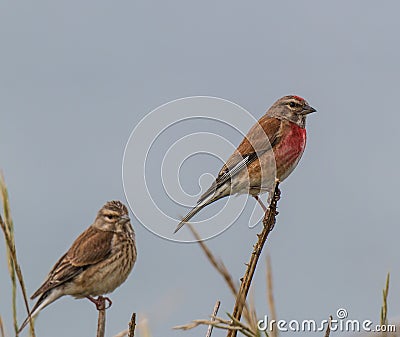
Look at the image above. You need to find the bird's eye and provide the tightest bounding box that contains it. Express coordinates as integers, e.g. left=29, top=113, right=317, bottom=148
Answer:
left=289, top=102, right=296, bottom=108
left=106, top=214, right=116, bottom=220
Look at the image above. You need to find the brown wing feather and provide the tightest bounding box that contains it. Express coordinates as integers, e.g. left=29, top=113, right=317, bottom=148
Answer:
left=197, top=117, right=282, bottom=203
left=220, top=116, right=282, bottom=175
left=31, top=227, right=113, bottom=299
left=67, top=226, right=113, bottom=266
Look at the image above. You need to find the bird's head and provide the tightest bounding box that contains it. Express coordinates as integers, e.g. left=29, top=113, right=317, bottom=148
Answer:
left=94, top=200, right=133, bottom=234
left=266, top=95, right=316, bottom=128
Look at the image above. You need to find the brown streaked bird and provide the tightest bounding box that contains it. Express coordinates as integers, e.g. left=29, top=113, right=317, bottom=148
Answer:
left=175, top=95, right=316, bottom=233
left=19, top=200, right=136, bottom=332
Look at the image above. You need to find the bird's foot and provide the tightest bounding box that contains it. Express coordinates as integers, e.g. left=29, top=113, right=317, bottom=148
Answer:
left=262, top=182, right=281, bottom=228
left=253, top=195, right=267, bottom=212
left=86, top=295, right=112, bottom=310
left=265, top=181, right=281, bottom=209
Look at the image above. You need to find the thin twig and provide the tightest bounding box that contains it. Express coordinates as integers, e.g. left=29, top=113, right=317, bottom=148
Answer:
left=0, top=174, right=36, bottom=336
left=96, top=297, right=106, bottom=337
left=380, top=272, right=390, bottom=325
left=188, top=224, right=252, bottom=324
left=206, top=301, right=221, bottom=337
left=188, top=224, right=238, bottom=296
left=174, top=304, right=259, bottom=337
left=128, top=313, right=136, bottom=337
left=175, top=316, right=256, bottom=337
left=174, top=317, right=230, bottom=330
left=324, top=316, right=332, bottom=337
left=226, top=312, right=258, bottom=336
left=227, top=181, right=281, bottom=337
left=266, top=255, right=277, bottom=337
left=112, top=313, right=136, bottom=337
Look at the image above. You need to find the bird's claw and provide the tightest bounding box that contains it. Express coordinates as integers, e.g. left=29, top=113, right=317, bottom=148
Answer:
left=104, top=297, right=112, bottom=309
left=86, top=295, right=113, bottom=311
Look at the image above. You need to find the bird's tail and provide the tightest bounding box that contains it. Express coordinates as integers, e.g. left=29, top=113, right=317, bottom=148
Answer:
left=174, top=192, right=217, bottom=234
left=18, top=288, right=63, bottom=333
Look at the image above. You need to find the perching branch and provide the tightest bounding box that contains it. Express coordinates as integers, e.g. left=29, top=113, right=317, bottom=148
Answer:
left=178, top=182, right=281, bottom=337
left=227, top=181, right=281, bottom=337
left=96, top=297, right=107, bottom=337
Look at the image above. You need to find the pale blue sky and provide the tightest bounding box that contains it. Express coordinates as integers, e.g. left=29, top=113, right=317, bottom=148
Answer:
left=1, top=1, right=400, bottom=336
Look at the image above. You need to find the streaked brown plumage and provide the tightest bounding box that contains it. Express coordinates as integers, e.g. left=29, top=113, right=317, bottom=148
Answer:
left=19, top=200, right=136, bottom=332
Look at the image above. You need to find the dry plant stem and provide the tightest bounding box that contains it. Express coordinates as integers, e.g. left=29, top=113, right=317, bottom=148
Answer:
left=188, top=225, right=252, bottom=324
left=0, top=175, right=17, bottom=335
left=206, top=300, right=221, bottom=337
left=188, top=224, right=238, bottom=295
left=227, top=181, right=281, bottom=337
left=380, top=273, right=390, bottom=326
left=175, top=317, right=256, bottom=337
left=0, top=175, right=35, bottom=337
left=128, top=313, right=137, bottom=337
left=96, top=296, right=107, bottom=337
left=266, top=255, right=277, bottom=337
left=112, top=313, right=136, bottom=337
left=174, top=302, right=253, bottom=337
left=380, top=273, right=390, bottom=337
left=324, top=316, right=332, bottom=337
left=175, top=316, right=232, bottom=329
left=0, top=215, right=16, bottom=328
left=226, top=313, right=258, bottom=337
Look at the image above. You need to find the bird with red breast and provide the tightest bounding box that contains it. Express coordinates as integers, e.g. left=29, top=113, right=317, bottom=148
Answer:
left=174, top=95, right=316, bottom=233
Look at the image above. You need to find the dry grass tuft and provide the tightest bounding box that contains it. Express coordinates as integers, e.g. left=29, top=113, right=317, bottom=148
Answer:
left=381, top=272, right=390, bottom=326
left=174, top=314, right=257, bottom=337
left=380, top=273, right=390, bottom=337
left=0, top=173, right=35, bottom=336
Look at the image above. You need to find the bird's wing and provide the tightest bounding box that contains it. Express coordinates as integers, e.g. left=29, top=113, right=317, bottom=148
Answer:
left=67, top=226, right=114, bottom=266
left=31, top=227, right=113, bottom=299
left=198, top=117, right=282, bottom=204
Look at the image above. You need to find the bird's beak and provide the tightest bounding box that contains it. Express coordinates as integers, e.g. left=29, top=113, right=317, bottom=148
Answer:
left=301, top=104, right=316, bottom=115
left=119, top=215, right=130, bottom=225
